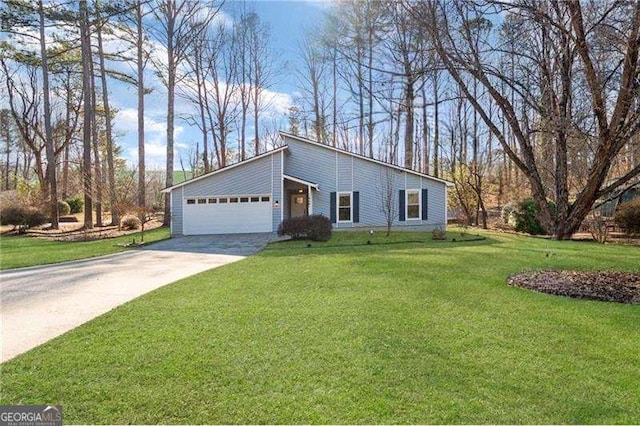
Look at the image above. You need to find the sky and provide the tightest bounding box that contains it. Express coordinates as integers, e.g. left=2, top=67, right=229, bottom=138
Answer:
left=110, top=0, right=332, bottom=170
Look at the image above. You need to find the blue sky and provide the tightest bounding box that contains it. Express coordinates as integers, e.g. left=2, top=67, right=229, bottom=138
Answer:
left=111, top=0, right=331, bottom=170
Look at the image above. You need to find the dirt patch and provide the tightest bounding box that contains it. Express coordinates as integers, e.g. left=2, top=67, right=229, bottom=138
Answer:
left=508, top=270, right=640, bottom=304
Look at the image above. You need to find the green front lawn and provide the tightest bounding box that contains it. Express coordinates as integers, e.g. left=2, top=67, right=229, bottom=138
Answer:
left=1, top=230, right=639, bottom=423
left=0, top=227, right=170, bottom=270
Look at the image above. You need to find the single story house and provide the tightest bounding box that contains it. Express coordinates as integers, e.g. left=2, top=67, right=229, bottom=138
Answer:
left=162, top=132, right=452, bottom=236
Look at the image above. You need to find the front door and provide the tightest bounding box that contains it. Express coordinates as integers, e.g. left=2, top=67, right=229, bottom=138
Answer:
left=290, top=193, right=308, bottom=218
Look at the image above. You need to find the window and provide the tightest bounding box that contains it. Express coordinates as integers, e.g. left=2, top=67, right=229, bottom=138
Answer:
left=208, top=198, right=217, bottom=204
left=197, top=198, right=207, bottom=205
left=261, top=196, right=270, bottom=202
left=219, top=198, right=228, bottom=203
left=406, top=190, right=420, bottom=219
left=240, top=197, right=249, bottom=203
left=338, top=192, right=352, bottom=222
left=230, top=197, right=239, bottom=203
left=186, top=199, right=195, bottom=205
left=251, top=196, right=260, bottom=202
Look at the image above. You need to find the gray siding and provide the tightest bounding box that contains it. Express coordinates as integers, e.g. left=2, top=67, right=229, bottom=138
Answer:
left=182, top=155, right=273, bottom=197
left=282, top=135, right=447, bottom=229
left=272, top=151, right=283, bottom=231
left=171, top=186, right=184, bottom=235
left=422, top=176, right=446, bottom=226
left=283, top=139, right=337, bottom=220
left=337, top=154, right=352, bottom=192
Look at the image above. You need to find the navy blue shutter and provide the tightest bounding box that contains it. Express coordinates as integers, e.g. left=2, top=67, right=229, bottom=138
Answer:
left=353, top=191, right=360, bottom=223
left=399, top=190, right=405, bottom=221
left=330, top=192, right=337, bottom=223
left=422, top=188, right=428, bottom=220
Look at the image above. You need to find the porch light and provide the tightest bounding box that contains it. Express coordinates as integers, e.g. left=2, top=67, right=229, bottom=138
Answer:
left=274, top=200, right=280, bottom=208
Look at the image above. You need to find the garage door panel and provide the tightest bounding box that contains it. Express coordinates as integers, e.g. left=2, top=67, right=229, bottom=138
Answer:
left=183, top=196, right=272, bottom=235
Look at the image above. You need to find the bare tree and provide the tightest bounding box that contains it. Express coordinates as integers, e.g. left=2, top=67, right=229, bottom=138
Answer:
left=297, top=32, right=328, bottom=143
left=378, top=167, right=398, bottom=236
left=421, top=0, right=640, bottom=238
left=151, top=0, right=214, bottom=226
left=248, top=12, right=274, bottom=155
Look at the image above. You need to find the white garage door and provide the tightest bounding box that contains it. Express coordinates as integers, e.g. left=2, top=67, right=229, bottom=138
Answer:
left=183, top=195, right=272, bottom=235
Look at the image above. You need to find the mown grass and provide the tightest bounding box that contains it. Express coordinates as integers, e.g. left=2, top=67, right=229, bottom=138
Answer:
left=0, top=227, right=170, bottom=270
left=266, top=227, right=484, bottom=250
left=0, top=229, right=639, bottom=424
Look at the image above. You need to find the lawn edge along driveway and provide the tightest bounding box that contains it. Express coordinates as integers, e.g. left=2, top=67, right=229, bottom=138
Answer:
left=0, top=233, right=271, bottom=363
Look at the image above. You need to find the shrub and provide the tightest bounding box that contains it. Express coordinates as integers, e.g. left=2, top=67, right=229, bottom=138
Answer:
left=120, top=214, right=141, bottom=230
left=584, top=211, right=609, bottom=244
left=615, top=198, right=640, bottom=235
left=66, top=196, right=84, bottom=214
left=0, top=206, right=26, bottom=226
left=57, top=200, right=71, bottom=216
left=24, top=207, right=47, bottom=228
left=0, top=205, right=48, bottom=232
left=432, top=226, right=446, bottom=240
left=501, top=202, right=517, bottom=226
left=305, top=214, right=332, bottom=242
left=277, top=214, right=332, bottom=242
left=513, top=199, right=555, bottom=235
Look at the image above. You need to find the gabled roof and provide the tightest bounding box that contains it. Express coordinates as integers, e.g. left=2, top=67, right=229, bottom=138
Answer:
left=161, top=145, right=288, bottom=193
left=279, top=132, right=453, bottom=187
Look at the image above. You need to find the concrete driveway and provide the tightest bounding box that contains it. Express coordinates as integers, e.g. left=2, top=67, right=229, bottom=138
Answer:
left=0, top=233, right=272, bottom=363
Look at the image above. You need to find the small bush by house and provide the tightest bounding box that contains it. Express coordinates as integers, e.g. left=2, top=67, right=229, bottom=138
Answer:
left=278, top=215, right=332, bottom=242
left=57, top=200, right=71, bottom=216
left=615, top=198, right=640, bottom=235
left=66, top=196, right=84, bottom=214
left=120, top=214, right=141, bottom=230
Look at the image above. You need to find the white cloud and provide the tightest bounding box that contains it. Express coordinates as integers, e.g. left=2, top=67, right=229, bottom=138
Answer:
left=115, top=108, right=187, bottom=168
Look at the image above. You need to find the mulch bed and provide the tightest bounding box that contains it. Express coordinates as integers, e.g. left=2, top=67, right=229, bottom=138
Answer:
left=508, top=270, right=640, bottom=304
left=2, top=219, right=164, bottom=242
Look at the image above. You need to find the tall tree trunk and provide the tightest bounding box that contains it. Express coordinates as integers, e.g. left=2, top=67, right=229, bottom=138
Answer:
left=194, top=42, right=210, bottom=172
left=433, top=72, right=440, bottom=178
left=404, top=78, right=414, bottom=169
left=96, top=3, right=118, bottom=225
left=367, top=21, right=374, bottom=158
left=137, top=0, right=146, bottom=208
left=80, top=0, right=93, bottom=229
left=90, top=59, right=103, bottom=227
left=421, top=84, right=430, bottom=174
left=38, top=0, right=58, bottom=229
left=1, top=110, right=10, bottom=190
left=62, top=143, right=69, bottom=199
left=163, top=2, right=175, bottom=227
left=253, top=89, right=259, bottom=155
left=332, top=46, right=337, bottom=147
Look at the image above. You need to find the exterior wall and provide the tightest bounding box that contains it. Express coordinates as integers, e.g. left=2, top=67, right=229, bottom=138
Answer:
left=283, top=140, right=337, bottom=221
left=182, top=155, right=273, bottom=197
left=169, top=152, right=282, bottom=235
left=171, top=186, right=184, bottom=235
left=272, top=151, right=283, bottom=231
left=282, top=135, right=448, bottom=230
